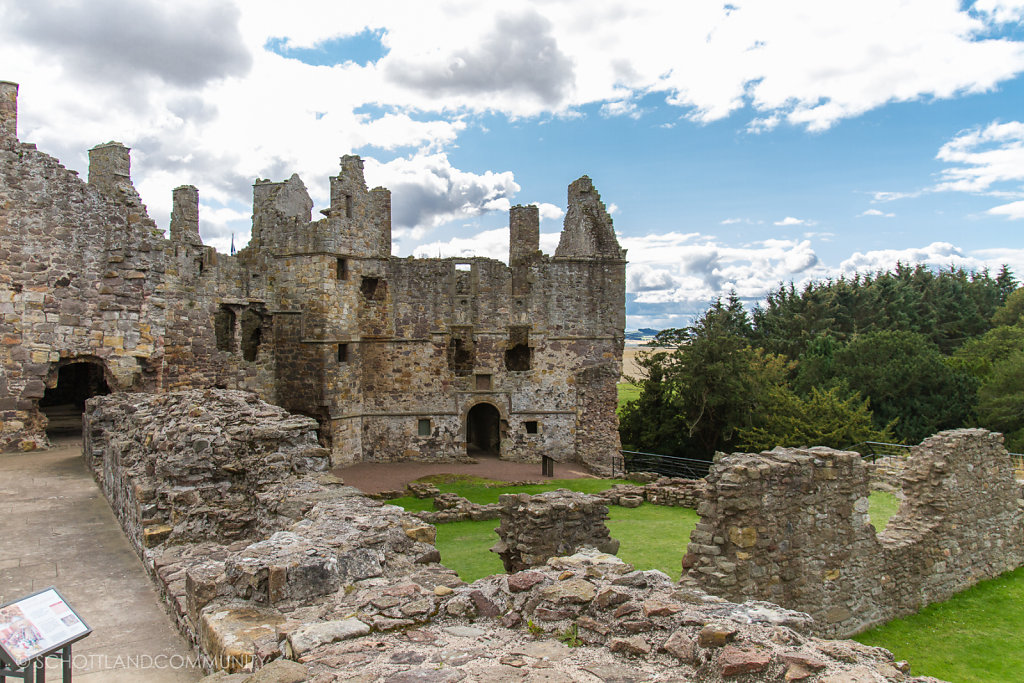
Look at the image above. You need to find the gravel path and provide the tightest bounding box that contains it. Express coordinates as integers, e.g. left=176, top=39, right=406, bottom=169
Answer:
left=332, top=454, right=595, bottom=494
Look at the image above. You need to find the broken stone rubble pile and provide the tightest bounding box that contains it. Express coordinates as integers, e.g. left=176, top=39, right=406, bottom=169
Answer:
left=490, top=490, right=620, bottom=573
left=683, top=429, right=1024, bottom=638
left=198, top=549, right=940, bottom=683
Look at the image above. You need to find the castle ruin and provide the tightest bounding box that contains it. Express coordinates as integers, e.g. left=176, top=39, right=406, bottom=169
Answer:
left=0, top=81, right=626, bottom=469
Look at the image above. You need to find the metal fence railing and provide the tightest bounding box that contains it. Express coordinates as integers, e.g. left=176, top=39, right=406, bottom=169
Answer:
left=846, top=441, right=913, bottom=463
left=613, top=450, right=712, bottom=480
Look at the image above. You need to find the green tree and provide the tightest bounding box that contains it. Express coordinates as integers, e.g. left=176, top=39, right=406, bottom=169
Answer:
left=738, top=385, right=893, bottom=452
left=976, top=351, right=1024, bottom=453
left=619, top=296, right=788, bottom=458
left=992, top=288, right=1024, bottom=327
left=831, top=330, right=978, bottom=443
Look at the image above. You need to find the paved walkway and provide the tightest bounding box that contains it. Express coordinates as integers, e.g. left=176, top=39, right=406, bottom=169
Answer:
left=334, top=453, right=594, bottom=494
left=0, top=437, right=201, bottom=681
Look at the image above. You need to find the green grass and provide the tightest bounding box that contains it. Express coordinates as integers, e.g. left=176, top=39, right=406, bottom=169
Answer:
left=869, top=490, right=900, bottom=530
left=434, top=519, right=505, bottom=582
left=608, top=503, right=698, bottom=581
left=617, top=382, right=640, bottom=412
left=855, top=566, right=1024, bottom=683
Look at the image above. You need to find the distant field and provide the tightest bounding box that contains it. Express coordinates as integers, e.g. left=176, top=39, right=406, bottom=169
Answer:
left=621, top=345, right=670, bottom=381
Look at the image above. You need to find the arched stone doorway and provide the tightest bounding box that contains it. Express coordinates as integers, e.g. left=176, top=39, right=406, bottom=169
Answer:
left=466, top=402, right=501, bottom=456
left=40, top=359, right=111, bottom=435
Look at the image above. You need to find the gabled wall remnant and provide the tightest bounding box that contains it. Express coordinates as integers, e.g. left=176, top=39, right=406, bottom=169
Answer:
left=0, top=82, right=626, bottom=470
left=682, top=429, right=1024, bottom=638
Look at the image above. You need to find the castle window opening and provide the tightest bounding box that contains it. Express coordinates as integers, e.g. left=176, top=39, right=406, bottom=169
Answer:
left=214, top=306, right=236, bottom=352
left=337, top=343, right=349, bottom=363
left=525, top=420, right=539, bottom=434
left=361, top=276, right=385, bottom=301
left=344, top=194, right=353, bottom=218
left=240, top=308, right=263, bottom=362
left=475, top=374, right=492, bottom=391
left=447, top=330, right=475, bottom=376
left=336, top=257, right=348, bottom=280
left=417, top=418, right=431, bottom=436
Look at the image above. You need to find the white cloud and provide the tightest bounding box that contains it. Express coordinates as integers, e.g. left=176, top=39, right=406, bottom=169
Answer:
left=364, top=153, right=520, bottom=232
left=774, top=216, right=808, bottom=226
left=533, top=202, right=564, bottom=221
left=973, top=0, right=1024, bottom=24
left=838, top=241, right=984, bottom=274
left=859, top=209, right=895, bottom=217
left=988, top=199, right=1024, bottom=219
left=934, top=120, right=1024, bottom=194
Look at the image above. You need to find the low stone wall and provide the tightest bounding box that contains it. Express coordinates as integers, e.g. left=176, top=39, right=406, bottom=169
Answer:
left=865, top=454, right=909, bottom=492
left=600, top=476, right=707, bottom=508
left=683, top=429, right=1024, bottom=638
left=414, top=492, right=501, bottom=523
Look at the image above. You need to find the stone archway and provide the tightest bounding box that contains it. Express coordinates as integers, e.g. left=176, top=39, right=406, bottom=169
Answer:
left=466, top=402, right=501, bottom=456
left=40, top=359, right=111, bottom=435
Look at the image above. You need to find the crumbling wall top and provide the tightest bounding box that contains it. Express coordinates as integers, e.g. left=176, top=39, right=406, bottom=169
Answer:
left=555, top=175, right=625, bottom=260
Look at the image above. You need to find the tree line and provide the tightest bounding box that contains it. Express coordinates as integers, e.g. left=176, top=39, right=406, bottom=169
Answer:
left=619, top=264, right=1024, bottom=459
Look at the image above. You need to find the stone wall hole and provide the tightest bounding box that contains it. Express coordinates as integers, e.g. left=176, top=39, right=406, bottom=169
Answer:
left=40, top=359, right=111, bottom=434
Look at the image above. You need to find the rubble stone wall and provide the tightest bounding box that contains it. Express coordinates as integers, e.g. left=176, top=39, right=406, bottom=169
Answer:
left=83, top=390, right=331, bottom=551
left=491, top=489, right=620, bottom=572
left=683, top=429, right=1024, bottom=638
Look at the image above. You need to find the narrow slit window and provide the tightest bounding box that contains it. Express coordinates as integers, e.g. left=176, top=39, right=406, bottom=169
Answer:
left=345, top=194, right=353, bottom=218
left=336, top=258, right=348, bottom=280
left=417, top=419, right=431, bottom=437
left=337, top=343, right=348, bottom=363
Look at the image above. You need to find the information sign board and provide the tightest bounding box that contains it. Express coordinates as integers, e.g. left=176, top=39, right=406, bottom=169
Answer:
left=0, top=588, right=90, bottom=667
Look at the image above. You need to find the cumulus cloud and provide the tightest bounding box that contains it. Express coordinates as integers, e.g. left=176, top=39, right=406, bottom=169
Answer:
left=364, top=153, right=520, bottom=231
left=5, top=0, right=251, bottom=87
left=383, top=11, right=574, bottom=107
left=838, top=241, right=985, bottom=274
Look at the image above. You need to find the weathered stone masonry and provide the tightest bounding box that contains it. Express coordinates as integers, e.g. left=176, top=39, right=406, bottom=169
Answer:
left=0, top=82, right=625, bottom=470
left=682, top=429, right=1024, bottom=638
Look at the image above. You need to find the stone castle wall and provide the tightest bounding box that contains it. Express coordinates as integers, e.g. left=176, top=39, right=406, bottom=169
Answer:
left=0, top=83, right=625, bottom=470
left=682, top=429, right=1024, bottom=638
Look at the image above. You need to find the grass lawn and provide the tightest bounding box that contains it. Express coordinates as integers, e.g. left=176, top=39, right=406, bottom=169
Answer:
left=868, top=490, right=900, bottom=530
left=617, top=382, right=640, bottom=412
left=855, top=566, right=1024, bottom=683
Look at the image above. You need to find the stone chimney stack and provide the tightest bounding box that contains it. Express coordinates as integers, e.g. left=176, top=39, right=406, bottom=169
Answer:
left=170, top=185, right=203, bottom=246
left=0, top=81, right=18, bottom=149
left=88, top=141, right=133, bottom=196
left=509, top=204, right=540, bottom=265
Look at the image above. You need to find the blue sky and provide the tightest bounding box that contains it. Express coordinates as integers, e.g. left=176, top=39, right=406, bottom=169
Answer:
left=2, top=0, right=1023, bottom=328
